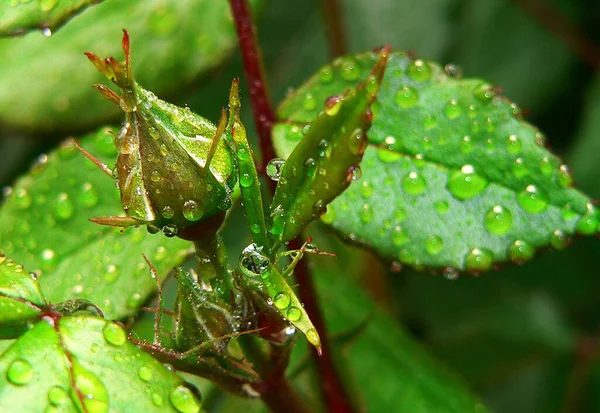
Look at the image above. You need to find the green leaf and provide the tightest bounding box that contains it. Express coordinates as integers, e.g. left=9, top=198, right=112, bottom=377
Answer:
left=0, top=315, right=202, bottom=412
left=0, top=254, right=45, bottom=338
left=0, top=0, right=261, bottom=133
left=0, top=0, right=103, bottom=37
left=0, top=128, right=191, bottom=319
left=269, top=49, right=387, bottom=246
left=274, top=52, right=599, bottom=272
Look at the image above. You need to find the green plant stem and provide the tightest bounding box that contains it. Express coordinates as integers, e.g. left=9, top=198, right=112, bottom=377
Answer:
left=319, top=0, right=348, bottom=57
left=193, top=234, right=232, bottom=298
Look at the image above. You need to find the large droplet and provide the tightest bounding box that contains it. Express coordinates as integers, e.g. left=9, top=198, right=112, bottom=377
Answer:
left=465, top=248, right=493, bottom=272
left=169, top=385, right=201, bottom=413
left=473, top=82, right=495, bottom=103
left=266, top=158, right=285, bottom=181
left=508, top=240, right=534, bottom=263
left=348, top=129, right=367, bottom=155
left=103, top=264, right=119, bottom=284
left=346, top=165, right=362, bottom=182
left=550, top=230, right=570, bottom=250
left=575, top=203, right=599, bottom=235
left=182, top=200, right=203, bottom=221
left=240, top=243, right=270, bottom=276
left=302, top=93, right=316, bottom=111
left=48, top=386, right=67, bottom=405
left=340, top=57, right=361, bottom=81
left=395, top=85, right=419, bottom=109
left=517, top=185, right=548, bottom=214
left=444, top=100, right=462, bottom=120
left=557, top=165, right=573, bottom=188
left=54, top=193, right=74, bottom=221
left=391, top=226, right=409, bottom=247
left=102, top=322, right=126, bottom=346
left=14, top=189, right=32, bottom=210
left=319, top=65, right=334, bottom=84
left=274, top=292, right=291, bottom=310
left=7, top=359, right=33, bottom=385
left=425, top=236, right=443, bottom=255
left=72, top=363, right=109, bottom=413
left=407, top=59, right=431, bottom=82
left=448, top=165, right=488, bottom=200
left=287, top=307, right=302, bottom=322
left=402, top=171, right=426, bottom=196
left=138, top=365, right=152, bottom=382
left=360, top=204, right=374, bottom=223
left=484, top=205, right=513, bottom=235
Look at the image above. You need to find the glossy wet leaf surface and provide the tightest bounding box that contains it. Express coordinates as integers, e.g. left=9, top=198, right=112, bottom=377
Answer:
left=0, top=0, right=103, bottom=36
left=274, top=52, right=599, bottom=272
left=0, top=255, right=45, bottom=337
left=0, top=128, right=191, bottom=319
left=0, top=315, right=202, bottom=412
left=0, top=0, right=261, bottom=133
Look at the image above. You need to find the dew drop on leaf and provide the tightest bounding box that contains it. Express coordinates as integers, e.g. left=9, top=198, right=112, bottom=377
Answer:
left=447, top=165, right=488, bottom=200
left=72, top=363, right=109, bottom=413
left=575, top=203, right=599, bottom=235
left=340, top=57, right=361, bottom=81
left=550, top=230, right=570, bottom=250
left=360, top=204, right=374, bottom=223
left=425, top=235, right=443, bottom=255
left=54, top=193, right=74, bottom=221
left=434, top=200, right=449, bottom=214
left=169, top=384, right=201, bottom=413
left=407, top=59, right=431, bottom=82
left=402, top=171, right=426, bottom=196
left=48, top=386, right=67, bottom=405
left=517, top=185, right=548, bottom=214
left=287, top=306, right=302, bottom=322
left=484, top=205, right=513, bottom=235
left=465, top=248, right=494, bottom=271
left=266, top=158, right=286, bottom=182
left=7, top=359, right=33, bottom=385
left=319, top=65, right=334, bottom=84
left=395, top=85, right=419, bottom=109
left=444, top=100, right=462, bottom=120
left=152, top=393, right=164, bottom=406
left=274, top=292, right=291, bottom=310
left=14, top=189, right=32, bottom=210
left=472, top=82, right=495, bottom=103
left=138, top=365, right=152, bottom=382
left=508, top=240, right=535, bottom=263
left=391, top=226, right=409, bottom=247
left=102, top=322, right=126, bottom=346
left=182, top=200, right=203, bottom=221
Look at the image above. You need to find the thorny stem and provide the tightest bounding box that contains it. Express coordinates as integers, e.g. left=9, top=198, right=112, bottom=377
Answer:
left=319, top=0, right=348, bottom=57
left=509, top=0, right=600, bottom=70
left=229, top=0, right=277, bottom=173
left=229, top=1, right=355, bottom=412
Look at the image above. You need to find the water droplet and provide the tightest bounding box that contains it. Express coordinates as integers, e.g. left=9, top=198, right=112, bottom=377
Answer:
left=360, top=181, right=374, bottom=198
left=484, top=205, right=513, bottom=235
left=127, top=292, right=143, bottom=309
left=170, top=384, right=201, bottom=413
left=103, top=264, right=119, bottom=284
left=324, top=96, right=343, bottom=116
left=517, top=185, right=548, bottom=214
left=182, top=200, right=203, bottom=221
left=444, top=100, right=462, bottom=120
left=152, top=393, right=164, bottom=406
left=460, top=136, right=473, bottom=154
left=41, top=0, right=59, bottom=12
left=512, top=158, right=528, bottom=178
left=40, top=249, right=56, bottom=271
left=266, top=159, right=285, bottom=182
left=320, top=65, right=334, bottom=83
left=377, top=148, right=402, bottom=163
left=78, top=183, right=99, bottom=209
left=465, top=248, right=493, bottom=272
left=398, top=249, right=415, bottom=265
left=138, top=365, right=152, bottom=382
left=391, top=226, right=409, bottom=247
left=7, top=359, right=33, bottom=385
left=550, top=230, right=570, bottom=250
left=395, top=85, right=419, bottom=109
left=443, top=267, right=459, bottom=280
left=508, top=240, right=534, bottom=263
left=340, top=57, right=361, bottom=81
left=162, top=224, right=178, bottom=237
left=72, top=363, right=109, bottom=413
left=348, top=128, right=367, bottom=155
left=240, top=243, right=270, bottom=276
left=287, top=307, right=302, bottom=322
left=434, top=200, right=449, bottom=214
left=54, top=193, right=74, bottom=221
left=425, top=236, right=443, bottom=255
left=448, top=165, right=488, bottom=200
left=505, top=134, right=522, bottom=155
left=575, top=203, right=598, bottom=235
left=346, top=165, right=361, bottom=182
left=274, top=292, right=291, bottom=310
left=48, top=386, right=67, bottom=405
left=402, top=171, right=426, bottom=196
left=102, top=322, right=126, bottom=346
left=444, top=63, right=463, bottom=78
left=162, top=205, right=174, bottom=219
left=302, top=93, right=316, bottom=111
left=473, top=82, right=495, bottom=103
left=306, top=328, right=320, bottom=348
left=14, top=189, right=32, bottom=210
left=42, top=27, right=52, bottom=37
left=360, top=204, right=374, bottom=223
left=407, top=59, right=431, bottom=82
left=557, top=165, right=572, bottom=188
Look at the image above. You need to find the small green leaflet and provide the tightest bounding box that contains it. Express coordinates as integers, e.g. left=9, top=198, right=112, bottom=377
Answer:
left=274, top=52, right=599, bottom=272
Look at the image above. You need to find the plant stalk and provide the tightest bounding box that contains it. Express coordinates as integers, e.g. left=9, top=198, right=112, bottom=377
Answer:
left=319, top=0, right=348, bottom=57
left=228, top=1, right=356, bottom=412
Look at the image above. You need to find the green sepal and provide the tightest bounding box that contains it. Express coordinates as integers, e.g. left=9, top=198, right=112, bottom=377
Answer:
left=269, top=47, right=389, bottom=247
left=85, top=31, right=237, bottom=234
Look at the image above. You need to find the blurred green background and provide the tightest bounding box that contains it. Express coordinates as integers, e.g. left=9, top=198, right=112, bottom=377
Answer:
left=1, top=0, right=600, bottom=412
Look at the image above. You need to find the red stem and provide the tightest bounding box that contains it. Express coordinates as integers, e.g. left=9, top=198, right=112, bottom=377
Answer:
left=320, top=0, right=348, bottom=57
left=228, top=1, right=355, bottom=412
left=229, top=0, right=277, bottom=172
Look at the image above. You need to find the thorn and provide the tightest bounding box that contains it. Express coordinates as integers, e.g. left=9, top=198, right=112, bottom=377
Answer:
left=71, top=139, right=114, bottom=177
left=205, top=108, right=227, bottom=170
left=93, top=84, right=123, bottom=108
left=89, top=216, right=142, bottom=227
